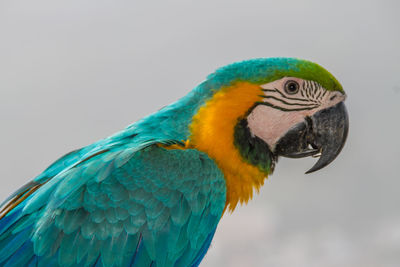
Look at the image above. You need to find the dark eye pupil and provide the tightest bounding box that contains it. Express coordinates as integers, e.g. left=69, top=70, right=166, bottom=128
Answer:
left=288, top=83, right=296, bottom=91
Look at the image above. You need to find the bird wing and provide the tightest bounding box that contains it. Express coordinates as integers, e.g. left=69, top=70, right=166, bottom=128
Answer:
left=0, top=142, right=226, bottom=267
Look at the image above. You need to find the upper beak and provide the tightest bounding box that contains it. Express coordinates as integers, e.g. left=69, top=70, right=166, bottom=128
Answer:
left=274, top=101, right=349, bottom=174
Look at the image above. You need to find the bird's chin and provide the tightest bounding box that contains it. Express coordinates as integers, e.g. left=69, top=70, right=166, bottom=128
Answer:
left=273, top=102, right=349, bottom=174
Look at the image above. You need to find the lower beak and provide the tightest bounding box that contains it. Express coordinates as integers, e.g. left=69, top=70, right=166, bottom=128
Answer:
left=274, top=101, right=349, bottom=174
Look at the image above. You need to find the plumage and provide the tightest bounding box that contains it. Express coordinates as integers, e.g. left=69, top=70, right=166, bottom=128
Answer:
left=0, top=58, right=348, bottom=266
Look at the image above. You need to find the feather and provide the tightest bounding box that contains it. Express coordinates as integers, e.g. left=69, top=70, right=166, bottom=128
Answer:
left=58, top=231, right=79, bottom=266
left=33, top=223, right=59, bottom=257
left=0, top=207, right=23, bottom=236
left=3, top=240, right=34, bottom=266
left=84, top=238, right=101, bottom=266
left=115, top=207, right=129, bottom=221
left=60, top=208, right=88, bottom=234
left=170, top=197, right=191, bottom=226
left=0, top=225, right=32, bottom=261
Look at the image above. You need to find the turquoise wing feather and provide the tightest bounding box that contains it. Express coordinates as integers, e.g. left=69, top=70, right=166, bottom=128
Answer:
left=0, top=141, right=226, bottom=267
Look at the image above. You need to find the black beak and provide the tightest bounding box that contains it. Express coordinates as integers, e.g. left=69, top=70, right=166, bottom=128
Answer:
left=274, top=102, right=349, bottom=174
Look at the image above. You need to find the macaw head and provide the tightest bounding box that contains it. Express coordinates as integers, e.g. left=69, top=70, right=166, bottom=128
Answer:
left=189, top=58, right=348, bottom=209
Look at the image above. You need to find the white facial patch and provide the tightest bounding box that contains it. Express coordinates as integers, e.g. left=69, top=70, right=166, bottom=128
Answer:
left=247, top=77, right=346, bottom=150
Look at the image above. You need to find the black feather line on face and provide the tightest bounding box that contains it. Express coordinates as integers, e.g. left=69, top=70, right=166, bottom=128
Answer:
left=262, top=88, right=311, bottom=102
left=261, top=96, right=317, bottom=107
left=311, top=82, right=316, bottom=98
left=256, top=102, right=318, bottom=112
left=315, top=88, right=322, bottom=100
left=300, top=82, right=306, bottom=97
left=233, top=118, right=276, bottom=174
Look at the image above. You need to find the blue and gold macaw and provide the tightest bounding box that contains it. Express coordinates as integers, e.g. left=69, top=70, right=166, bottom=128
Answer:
left=0, top=58, right=348, bottom=266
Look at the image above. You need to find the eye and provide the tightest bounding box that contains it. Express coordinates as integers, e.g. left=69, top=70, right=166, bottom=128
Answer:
left=284, top=80, right=299, bottom=95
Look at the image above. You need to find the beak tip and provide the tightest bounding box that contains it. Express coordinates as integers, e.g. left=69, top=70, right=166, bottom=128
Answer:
left=305, top=167, right=322, bottom=174
left=305, top=166, right=319, bottom=174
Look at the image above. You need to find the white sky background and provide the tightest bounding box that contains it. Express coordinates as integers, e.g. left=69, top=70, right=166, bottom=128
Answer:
left=0, top=0, right=399, bottom=266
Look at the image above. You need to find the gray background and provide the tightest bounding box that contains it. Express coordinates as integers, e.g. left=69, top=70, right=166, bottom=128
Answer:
left=0, top=0, right=399, bottom=266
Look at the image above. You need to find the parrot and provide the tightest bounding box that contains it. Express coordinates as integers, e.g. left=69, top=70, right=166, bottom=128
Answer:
left=0, top=58, right=348, bottom=267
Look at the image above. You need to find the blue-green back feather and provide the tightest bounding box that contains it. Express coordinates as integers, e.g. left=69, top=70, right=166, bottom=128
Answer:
left=0, top=138, right=226, bottom=266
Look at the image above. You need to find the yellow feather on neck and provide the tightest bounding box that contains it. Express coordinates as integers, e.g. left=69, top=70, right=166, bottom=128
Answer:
left=189, top=82, right=267, bottom=212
